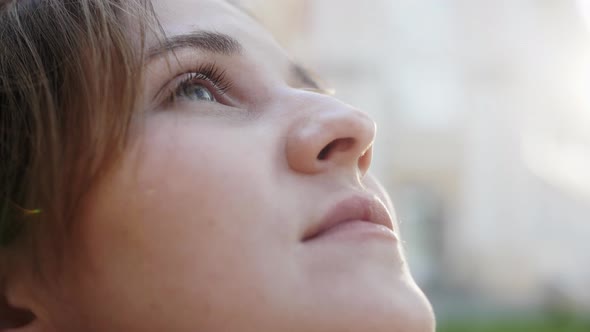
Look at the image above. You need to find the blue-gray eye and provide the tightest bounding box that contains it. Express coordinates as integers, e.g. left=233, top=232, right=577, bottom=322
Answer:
left=177, top=83, right=216, bottom=102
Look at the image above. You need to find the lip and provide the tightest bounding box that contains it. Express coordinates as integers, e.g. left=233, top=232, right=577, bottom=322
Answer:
left=302, top=195, right=395, bottom=242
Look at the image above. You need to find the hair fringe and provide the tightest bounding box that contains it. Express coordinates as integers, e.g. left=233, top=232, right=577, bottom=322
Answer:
left=0, top=0, right=156, bottom=280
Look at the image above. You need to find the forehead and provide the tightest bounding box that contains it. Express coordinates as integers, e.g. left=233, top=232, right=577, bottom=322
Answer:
left=151, top=0, right=276, bottom=49
left=145, top=0, right=323, bottom=94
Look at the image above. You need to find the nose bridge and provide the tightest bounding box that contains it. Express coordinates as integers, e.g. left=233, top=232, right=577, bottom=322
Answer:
left=285, top=92, right=376, bottom=176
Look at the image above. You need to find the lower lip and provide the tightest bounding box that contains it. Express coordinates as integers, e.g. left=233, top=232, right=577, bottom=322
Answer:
left=307, top=220, right=398, bottom=242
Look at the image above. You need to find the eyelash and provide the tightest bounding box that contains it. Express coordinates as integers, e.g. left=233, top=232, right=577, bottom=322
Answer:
left=165, top=63, right=233, bottom=104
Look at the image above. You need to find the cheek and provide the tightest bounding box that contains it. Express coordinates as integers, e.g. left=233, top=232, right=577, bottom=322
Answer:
left=130, top=117, right=275, bottom=228
left=64, top=121, right=283, bottom=329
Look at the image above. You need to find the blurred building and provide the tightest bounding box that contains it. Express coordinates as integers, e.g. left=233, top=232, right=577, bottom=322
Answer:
left=242, top=0, right=590, bottom=318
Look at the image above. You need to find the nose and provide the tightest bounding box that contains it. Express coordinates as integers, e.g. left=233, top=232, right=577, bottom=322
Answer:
left=285, top=95, right=376, bottom=176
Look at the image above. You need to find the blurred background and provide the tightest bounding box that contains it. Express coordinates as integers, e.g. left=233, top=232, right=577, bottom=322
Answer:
left=241, top=0, right=590, bottom=331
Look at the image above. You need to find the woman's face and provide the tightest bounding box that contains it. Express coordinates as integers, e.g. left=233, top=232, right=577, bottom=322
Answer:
left=38, top=0, right=434, bottom=331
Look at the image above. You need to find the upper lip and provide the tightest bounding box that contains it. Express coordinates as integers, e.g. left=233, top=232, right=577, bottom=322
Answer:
left=302, top=195, right=394, bottom=241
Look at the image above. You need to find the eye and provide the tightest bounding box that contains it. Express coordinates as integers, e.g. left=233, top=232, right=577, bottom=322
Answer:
left=176, top=82, right=216, bottom=102
left=163, top=63, right=232, bottom=107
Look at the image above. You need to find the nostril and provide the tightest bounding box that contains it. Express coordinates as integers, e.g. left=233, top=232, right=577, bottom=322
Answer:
left=0, top=299, right=35, bottom=329
left=317, top=138, right=355, bottom=161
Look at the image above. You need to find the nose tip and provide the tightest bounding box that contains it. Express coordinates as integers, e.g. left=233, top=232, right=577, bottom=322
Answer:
left=286, top=104, right=376, bottom=176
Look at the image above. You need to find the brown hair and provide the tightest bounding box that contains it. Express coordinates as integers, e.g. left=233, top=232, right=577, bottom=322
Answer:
left=0, top=0, right=154, bottom=279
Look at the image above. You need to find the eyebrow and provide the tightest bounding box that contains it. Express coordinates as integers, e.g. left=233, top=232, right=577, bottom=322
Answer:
left=148, top=31, right=243, bottom=59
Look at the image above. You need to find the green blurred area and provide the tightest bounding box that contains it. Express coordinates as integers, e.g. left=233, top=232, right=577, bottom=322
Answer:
left=437, top=316, right=590, bottom=332
left=430, top=284, right=590, bottom=332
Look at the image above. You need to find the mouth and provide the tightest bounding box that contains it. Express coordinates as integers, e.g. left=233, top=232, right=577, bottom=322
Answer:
left=302, top=195, right=396, bottom=242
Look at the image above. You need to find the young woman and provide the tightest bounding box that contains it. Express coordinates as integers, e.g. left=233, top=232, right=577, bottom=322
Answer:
left=0, top=0, right=435, bottom=331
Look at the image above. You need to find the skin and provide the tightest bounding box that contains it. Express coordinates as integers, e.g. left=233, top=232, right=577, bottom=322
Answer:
left=7, top=0, right=435, bottom=331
